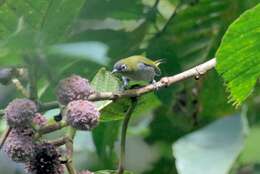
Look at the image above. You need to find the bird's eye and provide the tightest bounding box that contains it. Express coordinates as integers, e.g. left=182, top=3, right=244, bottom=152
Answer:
left=121, top=64, right=127, bottom=71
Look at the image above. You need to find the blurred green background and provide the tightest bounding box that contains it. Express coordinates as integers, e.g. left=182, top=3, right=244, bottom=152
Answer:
left=0, top=0, right=260, bottom=174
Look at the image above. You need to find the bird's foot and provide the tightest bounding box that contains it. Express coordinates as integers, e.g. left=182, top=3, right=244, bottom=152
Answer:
left=151, top=79, right=159, bottom=90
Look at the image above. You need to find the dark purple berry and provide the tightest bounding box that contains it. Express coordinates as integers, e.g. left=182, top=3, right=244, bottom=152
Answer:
left=25, top=142, right=64, bottom=174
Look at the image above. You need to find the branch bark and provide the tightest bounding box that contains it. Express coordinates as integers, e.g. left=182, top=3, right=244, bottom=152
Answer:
left=40, top=58, right=216, bottom=111
left=88, top=58, right=216, bottom=101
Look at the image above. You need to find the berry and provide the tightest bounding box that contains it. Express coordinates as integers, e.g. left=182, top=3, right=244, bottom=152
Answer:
left=5, top=98, right=37, bottom=128
left=3, top=128, right=35, bottom=163
left=78, top=170, right=94, bottom=174
left=65, top=100, right=100, bottom=130
left=56, top=75, right=93, bottom=105
left=25, top=142, right=64, bottom=174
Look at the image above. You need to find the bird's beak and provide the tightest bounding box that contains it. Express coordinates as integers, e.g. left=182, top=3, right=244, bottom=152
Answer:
left=112, top=69, right=118, bottom=74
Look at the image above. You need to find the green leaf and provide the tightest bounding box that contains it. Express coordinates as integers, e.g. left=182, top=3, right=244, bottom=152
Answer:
left=92, top=121, right=120, bottom=168
left=95, top=170, right=133, bottom=174
left=0, top=0, right=85, bottom=65
left=0, top=0, right=84, bottom=43
left=81, top=0, right=144, bottom=20
left=100, top=93, right=161, bottom=122
left=91, top=68, right=120, bottom=111
left=48, top=42, right=110, bottom=65
left=239, top=125, right=260, bottom=164
left=216, top=3, right=260, bottom=105
left=173, top=115, right=247, bottom=174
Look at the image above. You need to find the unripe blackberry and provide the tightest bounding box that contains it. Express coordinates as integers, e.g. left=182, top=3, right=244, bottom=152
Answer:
left=5, top=98, right=37, bottom=128
left=65, top=100, right=100, bottom=130
left=3, top=128, right=35, bottom=163
left=25, top=142, right=64, bottom=174
left=78, top=170, right=94, bottom=174
left=56, top=75, right=93, bottom=105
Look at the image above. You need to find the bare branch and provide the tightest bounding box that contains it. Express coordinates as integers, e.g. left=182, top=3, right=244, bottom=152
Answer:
left=39, top=58, right=216, bottom=112
left=88, top=58, right=216, bottom=101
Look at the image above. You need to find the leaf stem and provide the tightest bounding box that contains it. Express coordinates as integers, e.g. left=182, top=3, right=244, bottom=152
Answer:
left=0, top=110, right=4, bottom=116
left=0, top=127, right=11, bottom=150
left=36, top=121, right=68, bottom=138
left=155, top=2, right=182, bottom=37
left=65, top=127, right=77, bottom=174
left=39, top=101, right=60, bottom=112
left=24, top=56, right=38, bottom=101
left=11, top=78, right=30, bottom=98
left=117, top=97, right=138, bottom=174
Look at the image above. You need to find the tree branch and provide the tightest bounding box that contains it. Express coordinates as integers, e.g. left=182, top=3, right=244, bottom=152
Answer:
left=88, top=58, right=216, bottom=101
left=39, top=58, right=216, bottom=111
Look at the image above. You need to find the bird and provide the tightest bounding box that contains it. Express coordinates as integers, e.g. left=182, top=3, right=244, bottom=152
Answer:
left=112, top=55, right=163, bottom=89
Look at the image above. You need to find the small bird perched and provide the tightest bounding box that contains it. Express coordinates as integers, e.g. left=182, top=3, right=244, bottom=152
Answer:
left=112, top=55, right=163, bottom=89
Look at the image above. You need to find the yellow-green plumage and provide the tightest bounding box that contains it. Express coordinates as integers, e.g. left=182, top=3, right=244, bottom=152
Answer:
left=112, top=55, right=163, bottom=85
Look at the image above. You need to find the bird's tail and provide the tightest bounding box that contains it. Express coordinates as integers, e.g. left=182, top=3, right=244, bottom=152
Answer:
left=154, top=59, right=165, bottom=66
left=154, top=59, right=165, bottom=76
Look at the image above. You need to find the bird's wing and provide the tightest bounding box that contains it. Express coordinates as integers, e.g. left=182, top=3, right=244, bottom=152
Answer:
left=142, top=61, right=161, bottom=76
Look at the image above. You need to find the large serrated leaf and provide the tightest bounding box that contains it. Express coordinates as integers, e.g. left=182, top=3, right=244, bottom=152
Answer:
left=216, top=3, right=260, bottom=105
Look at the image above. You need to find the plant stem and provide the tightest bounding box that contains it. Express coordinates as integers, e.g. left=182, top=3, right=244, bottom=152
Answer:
left=24, top=56, right=38, bottom=101
left=11, top=78, right=30, bottom=97
left=49, top=136, right=69, bottom=146
left=65, top=127, right=77, bottom=174
left=0, top=127, right=11, bottom=150
left=0, top=110, right=4, bottom=117
left=39, top=101, right=60, bottom=112
left=36, top=121, right=68, bottom=138
left=155, top=2, right=182, bottom=38
left=118, top=98, right=138, bottom=174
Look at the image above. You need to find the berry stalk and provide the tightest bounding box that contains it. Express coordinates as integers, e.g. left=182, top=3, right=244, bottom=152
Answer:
left=117, top=97, right=138, bottom=174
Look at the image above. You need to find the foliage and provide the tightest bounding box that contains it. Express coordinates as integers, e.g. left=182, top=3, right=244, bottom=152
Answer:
left=216, top=3, right=260, bottom=105
left=0, top=0, right=259, bottom=174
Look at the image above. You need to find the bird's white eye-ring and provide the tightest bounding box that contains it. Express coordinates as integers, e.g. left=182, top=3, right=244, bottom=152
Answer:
left=121, top=64, right=127, bottom=71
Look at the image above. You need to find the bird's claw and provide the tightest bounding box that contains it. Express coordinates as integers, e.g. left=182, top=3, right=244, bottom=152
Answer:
left=151, top=79, right=159, bottom=90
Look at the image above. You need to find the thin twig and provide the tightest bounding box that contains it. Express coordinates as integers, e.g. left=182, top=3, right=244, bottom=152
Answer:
left=155, top=2, right=182, bottom=37
left=37, top=121, right=68, bottom=136
left=65, top=127, right=77, bottom=174
left=0, top=127, right=11, bottom=150
left=39, top=101, right=60, bottom=112
left=25, top=57, right=38, bottom=101
left=49, top=136, right=69, bottom=147
left=39, top=58, right=216, bottom=112
left=118, top=98, right=138, bottom=174
left=11, top=78, right=30, bottom=97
